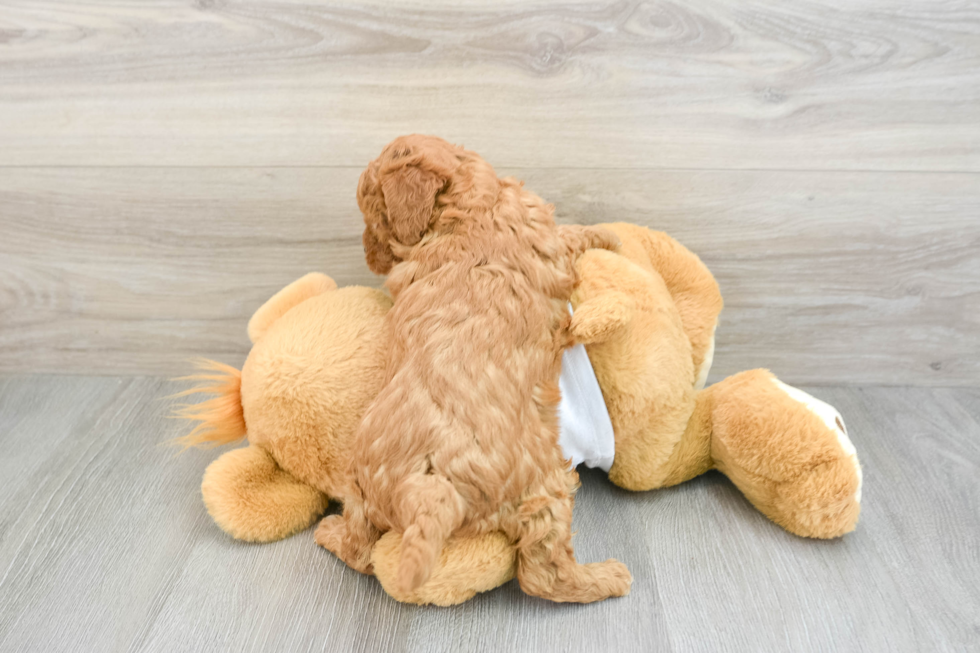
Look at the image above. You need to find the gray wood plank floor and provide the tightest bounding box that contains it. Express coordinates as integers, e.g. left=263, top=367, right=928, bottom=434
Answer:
left=0, top=376, right=976, bottom=652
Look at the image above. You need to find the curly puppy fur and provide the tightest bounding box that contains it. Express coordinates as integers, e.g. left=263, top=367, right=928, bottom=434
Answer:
left=316, top=134, right=631, bottom=603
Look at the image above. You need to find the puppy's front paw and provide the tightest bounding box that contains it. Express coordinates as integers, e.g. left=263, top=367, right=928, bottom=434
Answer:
left=570, top=292, right=634, bottom=345
left=589, top=226, right=621, bottom=253
left=558, top=224, right=621, bottom=257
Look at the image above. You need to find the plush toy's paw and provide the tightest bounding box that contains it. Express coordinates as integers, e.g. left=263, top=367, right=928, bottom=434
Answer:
left=315, top=514, right=374, bottom=574
left=570, top=292, right=634, bottom=345
left=771, top=379, right=861, bottom=491
left=372, top=531, right=517, bottom=606
left=201, top=445, right=329, bottom=542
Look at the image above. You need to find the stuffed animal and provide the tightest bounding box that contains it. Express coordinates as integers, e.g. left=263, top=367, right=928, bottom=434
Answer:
left=175, top=223, right=862, bottom=606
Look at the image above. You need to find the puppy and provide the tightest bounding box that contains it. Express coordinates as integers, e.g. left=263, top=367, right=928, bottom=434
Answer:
left=316, top=135, right=631, bottom=603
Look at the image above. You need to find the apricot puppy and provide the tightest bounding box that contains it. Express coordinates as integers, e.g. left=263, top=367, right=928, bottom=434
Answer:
left=316, top=135, right=631, bottom=603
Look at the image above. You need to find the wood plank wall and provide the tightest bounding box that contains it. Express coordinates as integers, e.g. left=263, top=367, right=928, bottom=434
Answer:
left=1, top=0, right=978, bottom=384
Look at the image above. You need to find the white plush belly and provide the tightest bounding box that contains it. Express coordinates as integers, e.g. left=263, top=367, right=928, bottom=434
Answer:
left=557, top=339, right=616, bottom=472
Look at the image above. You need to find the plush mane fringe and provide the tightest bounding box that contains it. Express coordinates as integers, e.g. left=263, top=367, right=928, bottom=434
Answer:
left=169, top=359, right=247, bottom=449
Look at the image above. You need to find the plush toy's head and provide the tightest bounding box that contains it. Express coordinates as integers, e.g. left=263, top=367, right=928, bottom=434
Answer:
left=357, top=134, right=464, bottom=274
left=241, top=285, right=392, bottom=498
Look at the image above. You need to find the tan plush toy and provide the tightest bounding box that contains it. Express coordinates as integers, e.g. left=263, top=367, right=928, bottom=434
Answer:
left=176, top=223, right=862, bottom=606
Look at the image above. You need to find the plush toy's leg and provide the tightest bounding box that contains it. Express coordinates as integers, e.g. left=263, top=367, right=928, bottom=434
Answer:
left=602, top=223, right=723, bottom=382
left=371, top=531, right=517, bottom=606
left=707, top=369, right=862, bottom=538
left=201, top=444, right=330, bottom=542
left=315, top=496, right=380, bottom=574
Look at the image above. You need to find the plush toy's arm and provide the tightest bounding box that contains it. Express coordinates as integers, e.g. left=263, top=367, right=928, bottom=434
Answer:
left=247, top=272, right=337, bottom=344
left=570, top=291, right=635, bottom=345
left=601, top=223, right=722, bottom=381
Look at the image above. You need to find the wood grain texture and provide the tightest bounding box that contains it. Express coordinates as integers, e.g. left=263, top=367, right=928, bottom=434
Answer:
left=0, top=0, right=978, bottom=170
left=1, top=167, right=977, bottom=384
left=0, top=376, right=977, bottom=652
left=1, top=2, right=977, bottom=649
left=2, top=0, right=978, bottom=381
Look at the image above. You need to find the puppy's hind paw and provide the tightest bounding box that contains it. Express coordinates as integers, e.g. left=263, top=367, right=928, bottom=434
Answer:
left=314, top=514, right=345, bottom=555
left=316, top=514, right=375, bottom=574
left=588, top=559, right=632, bottom=598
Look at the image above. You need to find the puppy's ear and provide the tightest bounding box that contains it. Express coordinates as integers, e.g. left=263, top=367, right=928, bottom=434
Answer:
left=381, top=164, right=447, bottom=246
left=363, top=227, right=397, bottom=275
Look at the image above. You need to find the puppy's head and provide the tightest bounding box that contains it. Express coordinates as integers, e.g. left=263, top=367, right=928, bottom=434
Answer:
left=358, top=134, right=462, bottom=274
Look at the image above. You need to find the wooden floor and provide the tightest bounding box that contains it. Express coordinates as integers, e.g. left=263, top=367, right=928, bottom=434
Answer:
left=0, top=375, right=977, bottom=652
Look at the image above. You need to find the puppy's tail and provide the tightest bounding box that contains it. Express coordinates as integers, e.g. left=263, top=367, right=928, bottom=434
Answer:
left=396, top=473, right=466, bottom=593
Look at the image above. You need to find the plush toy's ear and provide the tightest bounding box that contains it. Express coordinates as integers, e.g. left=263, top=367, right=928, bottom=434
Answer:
left=247, top=272, right=337, bottom=344
left=381, top=164, right=447, bottom=247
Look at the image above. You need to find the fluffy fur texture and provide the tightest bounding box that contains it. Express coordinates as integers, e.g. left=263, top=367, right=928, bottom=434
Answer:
left=240, top=283, right=391, bottom=502
left=201, top=444, right=330, bottom=542
left=180, top=275, right=392, bottom=542
left=247, top=272, right=337, bottom=343
left=567, top=227, right=860, bottom=538
left=371, top=531, right=516, bottom=606
left=709, top=370, right=861, bottom=538
left=317, top=135, right=630, bottom=603
left=176, top=225, right=861, bottom=605
left=570, top=223, right=722, bottom=491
